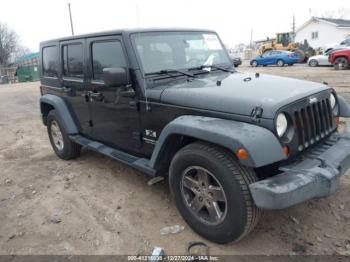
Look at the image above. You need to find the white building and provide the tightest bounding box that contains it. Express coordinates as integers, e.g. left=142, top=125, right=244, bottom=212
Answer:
left=295, top=17, right=350, bottom=49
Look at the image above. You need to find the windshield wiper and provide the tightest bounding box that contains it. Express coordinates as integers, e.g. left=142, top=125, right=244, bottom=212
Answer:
left=189, top=64, right=234, bottom=73
left=145, top=69, right=194, bottom=78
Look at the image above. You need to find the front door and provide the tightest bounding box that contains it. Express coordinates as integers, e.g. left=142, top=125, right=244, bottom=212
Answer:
left=60, top=40, right=91, bottom=135
left=86, top=36, right=141, bottom=153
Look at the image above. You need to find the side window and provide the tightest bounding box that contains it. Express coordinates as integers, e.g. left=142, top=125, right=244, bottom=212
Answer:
left=42, top=46, right=58, bottom=77
left=62, top=44, right=83, bottom=78
left=91, top=41, right=127, bottom=80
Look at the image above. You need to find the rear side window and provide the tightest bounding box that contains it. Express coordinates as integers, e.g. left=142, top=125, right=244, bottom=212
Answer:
left=92, top=41, right=126, bottom=80
left=62, top=44, right=83, bottom=78
left=42, top=46, right=58, bottom=77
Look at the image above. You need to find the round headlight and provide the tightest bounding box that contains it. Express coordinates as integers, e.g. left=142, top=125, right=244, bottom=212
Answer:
left=276, top=113, right=288, bottom=137
left=330, top=93, right=337, bottom=109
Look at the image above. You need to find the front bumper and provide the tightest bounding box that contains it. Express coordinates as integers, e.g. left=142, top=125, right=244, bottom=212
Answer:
left=249, top=132, right=350, bottom=209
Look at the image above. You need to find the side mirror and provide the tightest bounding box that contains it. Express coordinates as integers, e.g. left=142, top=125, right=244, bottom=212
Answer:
left=103, top=67, right=128, bottom=87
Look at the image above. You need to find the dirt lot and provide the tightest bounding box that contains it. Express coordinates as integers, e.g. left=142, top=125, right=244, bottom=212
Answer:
left=1, top=63, right=350, bottom=256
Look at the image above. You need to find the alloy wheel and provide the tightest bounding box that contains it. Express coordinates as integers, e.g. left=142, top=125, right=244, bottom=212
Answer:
left=336, top=58, right=347, bottom=69
left=180, top=166, right=227, bottom=225
left=50, top=120, right=64, bottom=151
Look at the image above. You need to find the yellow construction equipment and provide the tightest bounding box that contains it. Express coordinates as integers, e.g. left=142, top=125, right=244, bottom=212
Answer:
left=258, top=32, right=315, bottom=62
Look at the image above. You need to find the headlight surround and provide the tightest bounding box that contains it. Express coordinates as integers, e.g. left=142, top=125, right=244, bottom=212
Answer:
left=276, top=113, right=288, bottom=137
left=330, top=93, right=337, bottom=109
left=330, top=93, right=339, bottom=116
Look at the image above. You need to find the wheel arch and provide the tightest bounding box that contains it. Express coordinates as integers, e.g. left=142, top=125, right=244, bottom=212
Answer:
left=40, top=102, right=55, bottom=125
left=40, top=94, right=79, bottom=134
left=149, top=116, right=286, bottom=172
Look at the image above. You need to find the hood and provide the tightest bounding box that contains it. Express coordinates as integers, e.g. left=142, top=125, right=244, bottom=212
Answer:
left=153, top=72, right=330, bottom=119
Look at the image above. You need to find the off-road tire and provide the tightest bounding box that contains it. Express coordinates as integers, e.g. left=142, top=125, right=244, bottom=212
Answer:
left=334, top=57, right=349, bottom=70
left=47, top=110, right=81, bottom=160
left=169, top=142, right=261, bottom=244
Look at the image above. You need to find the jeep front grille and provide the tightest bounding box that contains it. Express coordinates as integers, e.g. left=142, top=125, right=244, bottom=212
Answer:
left=294, top=98, right=335, bottom=151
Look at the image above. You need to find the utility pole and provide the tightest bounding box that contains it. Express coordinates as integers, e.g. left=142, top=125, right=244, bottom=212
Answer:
left=292, top=15, right=296, bottom=34
left=250, top=29, right=253, bottom=49
left=68, top=2, right=74, bottom=36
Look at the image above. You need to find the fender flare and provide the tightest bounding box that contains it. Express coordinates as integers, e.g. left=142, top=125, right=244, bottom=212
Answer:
left=337, top=95, right=350, bottom=117
left=40, top=94, right=79, bottom=134
left=149, top=115, right=286, bottom=168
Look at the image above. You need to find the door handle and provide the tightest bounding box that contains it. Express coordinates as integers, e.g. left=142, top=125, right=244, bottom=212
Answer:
left=63, top=86, right=71, bottom=92
left=88, top=91, right=104, bottom=101
left=119, top=89, right=136, bottom=98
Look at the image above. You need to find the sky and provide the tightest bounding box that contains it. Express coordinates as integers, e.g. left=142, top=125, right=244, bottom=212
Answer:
left=0, top=0, right=349, bottom=52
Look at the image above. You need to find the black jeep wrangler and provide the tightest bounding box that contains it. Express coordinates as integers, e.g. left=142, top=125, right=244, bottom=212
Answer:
left=39, top=29, right=350, bottom=244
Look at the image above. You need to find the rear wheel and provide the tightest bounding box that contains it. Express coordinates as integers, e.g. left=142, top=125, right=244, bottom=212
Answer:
left=309, top=59, right=318, bottom=67
left=277, top=59, right=285, bottom=67
left=251, top=60, right=258, bottom=67
left=47, top=110, right=81, bottom=160
left=169, top=142, right=261, bottom=244
left=334, top=57, right=349, bottom=70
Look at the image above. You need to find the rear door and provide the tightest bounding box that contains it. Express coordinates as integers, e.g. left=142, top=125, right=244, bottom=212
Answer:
left=60, top=40, right=91, bottom=135
left=86, top=35, right=141, bottom=153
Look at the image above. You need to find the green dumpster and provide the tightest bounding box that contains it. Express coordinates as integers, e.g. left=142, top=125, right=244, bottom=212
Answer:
left=16, top=65, right=40, bottom=82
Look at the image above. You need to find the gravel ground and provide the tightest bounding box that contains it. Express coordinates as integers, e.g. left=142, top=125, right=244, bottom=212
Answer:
left=1, top=63, right=350, bottom=256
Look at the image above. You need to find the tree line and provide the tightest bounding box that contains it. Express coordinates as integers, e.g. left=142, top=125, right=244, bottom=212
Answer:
left=0, top=22, right=30, bottom=67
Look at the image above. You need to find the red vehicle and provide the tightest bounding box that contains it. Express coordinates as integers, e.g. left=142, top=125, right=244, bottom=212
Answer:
left=328, top=48, right=350, bottom=70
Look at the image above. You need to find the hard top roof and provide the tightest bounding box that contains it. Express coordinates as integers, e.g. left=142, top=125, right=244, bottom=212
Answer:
left=40, top=28, right=216, bottom=45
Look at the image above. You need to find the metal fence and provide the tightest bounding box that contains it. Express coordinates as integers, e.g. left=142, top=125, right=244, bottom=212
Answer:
left=0, top=67, right=17, bottom=84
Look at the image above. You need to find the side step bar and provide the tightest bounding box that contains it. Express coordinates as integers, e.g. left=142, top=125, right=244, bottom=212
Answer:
left=69, top=135, right=156, bottom=176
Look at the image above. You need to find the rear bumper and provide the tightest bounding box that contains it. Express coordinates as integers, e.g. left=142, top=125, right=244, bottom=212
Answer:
left=249, top=132, right=350, bottom=209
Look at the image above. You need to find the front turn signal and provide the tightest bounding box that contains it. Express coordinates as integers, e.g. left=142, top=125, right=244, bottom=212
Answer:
left=336, top=117, right=340, bottom=127
left=282, top=146, right=289, bottom=156
left=236, top=148, right=248, bottom=160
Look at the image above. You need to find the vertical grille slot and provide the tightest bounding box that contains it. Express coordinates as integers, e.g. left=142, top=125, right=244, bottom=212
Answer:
left=300, top=108, right=310, bottom=147
left=312, top=104, right=321, bottom=140
left=322, top=100, right=330, bottom=132
left=294, top=111, right=304, bottom=149
left=325, top=99, right=334, bottom=130
left=317, top=102, right=325, bottom=136
left=307, top=106, right=316, bottom=144
left=293, top=96, right=336, bottom=152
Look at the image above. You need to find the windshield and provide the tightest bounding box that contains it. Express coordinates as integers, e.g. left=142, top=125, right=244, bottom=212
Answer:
left=131, top=31, right=231, bottom=74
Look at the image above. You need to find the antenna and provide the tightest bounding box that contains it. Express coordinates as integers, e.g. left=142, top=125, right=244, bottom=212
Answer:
left=67, top=2, right=74, bottom=35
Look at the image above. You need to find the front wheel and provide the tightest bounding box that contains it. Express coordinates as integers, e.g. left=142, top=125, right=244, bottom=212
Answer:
left=169, top=142, right=261, bottom=244
left=308, top=59, right=318, bottom=67
left=334, top=57, right=349, bottom=70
